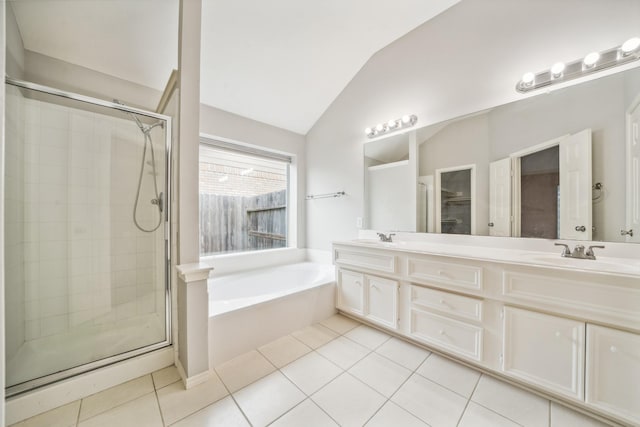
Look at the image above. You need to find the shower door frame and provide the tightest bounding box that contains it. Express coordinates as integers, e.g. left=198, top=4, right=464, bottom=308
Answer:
left=4, top=77, right=173, bottom=397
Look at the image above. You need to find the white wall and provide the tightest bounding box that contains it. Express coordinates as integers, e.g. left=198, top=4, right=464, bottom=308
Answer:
left=200, top=104, right=307, bottom=249
left=305, top=0, right=640, bottom=250
left=5, top=4, right=24, bottom=79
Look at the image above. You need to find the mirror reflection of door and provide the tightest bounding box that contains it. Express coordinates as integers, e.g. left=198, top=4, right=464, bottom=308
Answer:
left=435, top=165, right=476, bottom=235
left=497, top=129, right=593, bottom=240
left=626, top=97, right=640, bottom=243
left=418, top=175, right=434, bottom=233
left=520, top=145, right=560, bottom=239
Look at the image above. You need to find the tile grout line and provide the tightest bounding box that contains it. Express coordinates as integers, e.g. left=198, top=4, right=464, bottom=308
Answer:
left=75, top=398, right=83, bottom=427
left=214, top=367, right=254, bottom=427
left=360, top=349, right=434, bottom=425
left=153, top=385, right=167, bottom=427
left=454, top=371, right=482, bottom=427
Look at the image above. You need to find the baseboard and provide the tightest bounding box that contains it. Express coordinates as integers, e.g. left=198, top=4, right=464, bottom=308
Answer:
left=176, top=359, right=211, bottom=389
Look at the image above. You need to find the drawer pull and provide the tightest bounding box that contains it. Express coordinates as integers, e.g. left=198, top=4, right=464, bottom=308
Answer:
left=610, top=346, right=618, bottom=353
left=554, top=331, right=561, bottom=337
left=439, top=329, right=445, bottom=335
left=439, top=299, right=446, bottom=304
left=355, top=281, right=362, bottom=287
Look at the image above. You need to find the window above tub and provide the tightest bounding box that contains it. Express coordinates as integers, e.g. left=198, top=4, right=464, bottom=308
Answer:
left=199, top=137, right=293, bottom=256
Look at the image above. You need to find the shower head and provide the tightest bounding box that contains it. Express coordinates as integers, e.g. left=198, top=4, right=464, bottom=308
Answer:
left=113, top=99, right=164, bottom=135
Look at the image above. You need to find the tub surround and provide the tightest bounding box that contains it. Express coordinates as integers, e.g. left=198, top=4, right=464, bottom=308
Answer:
left=333, top=235, right=640, bottom=426
left=208, top=262, right=336, bottom=367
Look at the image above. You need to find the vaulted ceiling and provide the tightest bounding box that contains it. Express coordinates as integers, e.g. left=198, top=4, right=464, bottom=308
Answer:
left=9, top=0, right=459, bottom=134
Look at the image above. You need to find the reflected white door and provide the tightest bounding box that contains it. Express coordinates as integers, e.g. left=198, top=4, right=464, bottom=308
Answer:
left=489, top=158, right=512, bottom=237
left=559, top=129, right=592, bottom=240
left=626, top=101, right=640, bottom=243
left=418, top=175, right=434, bottom=233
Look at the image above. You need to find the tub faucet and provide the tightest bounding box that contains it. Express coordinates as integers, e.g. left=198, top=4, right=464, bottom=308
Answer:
left=377, top=232, right=395, bottom=242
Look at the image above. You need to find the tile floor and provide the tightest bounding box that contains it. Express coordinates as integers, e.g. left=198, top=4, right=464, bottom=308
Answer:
left=10, top=314, right=615, bottom=427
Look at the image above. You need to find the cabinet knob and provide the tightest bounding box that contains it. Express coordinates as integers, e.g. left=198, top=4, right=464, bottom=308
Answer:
left=554, top=331, right=561, bottom=338
left=488, top=222, right=494, bottom=227
left=439, top=299, right=445, bottom=304
left=355, top=281, right=362, bottom=286
left=610, top=346, right=618, bottom=353
left=575, top=225, right=586, bottom=232
left=371, top=284, right=378, bottom=290
left=438, top=329, right=445, bottom=335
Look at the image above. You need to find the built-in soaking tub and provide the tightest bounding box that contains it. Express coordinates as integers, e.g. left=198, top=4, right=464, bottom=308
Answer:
left=208, top=262, right=336, bottom=366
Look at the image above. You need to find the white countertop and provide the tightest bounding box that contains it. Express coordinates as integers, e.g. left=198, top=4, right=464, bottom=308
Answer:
left=333, top=239, right=640, bottom=277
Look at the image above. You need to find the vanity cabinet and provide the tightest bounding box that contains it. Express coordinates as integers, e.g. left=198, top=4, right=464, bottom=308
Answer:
left=366, top=275, right=399, bottom=329
left=332, top=241, right=640, bottom=426
left=336, top=269, right=364, bottom=316
left=502, top=307, right=585, bottom=399
left=585, top=324, right=640, bottom=424
left=336, top=268, right=399, bottom=329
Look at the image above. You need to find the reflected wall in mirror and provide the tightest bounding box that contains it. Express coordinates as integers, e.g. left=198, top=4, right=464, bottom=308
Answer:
left=364, top=132, right=417, bottom=231
left=364, top=65, right=640, bottom=243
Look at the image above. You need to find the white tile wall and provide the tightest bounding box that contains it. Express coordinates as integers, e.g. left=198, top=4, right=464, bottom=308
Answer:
left=4, top=88, right=168, bottom=386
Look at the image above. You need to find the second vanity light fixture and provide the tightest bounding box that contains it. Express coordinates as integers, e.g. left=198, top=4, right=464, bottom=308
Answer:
left=516, top=37, right=640, bottom=93
left=365, top=114, right=417, bottom=138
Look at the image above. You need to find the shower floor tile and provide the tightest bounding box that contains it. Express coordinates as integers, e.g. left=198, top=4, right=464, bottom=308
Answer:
left=9, top=314, right=614, bottom=427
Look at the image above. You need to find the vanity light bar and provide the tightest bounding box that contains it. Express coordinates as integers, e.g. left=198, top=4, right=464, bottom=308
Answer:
left=516, top=37, right=640, bottom=93
left=365, top=114, right=417, bottom=138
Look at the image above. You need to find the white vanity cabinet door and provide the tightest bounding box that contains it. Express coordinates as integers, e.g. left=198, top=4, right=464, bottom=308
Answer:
left=337, top=269, right=364, bottom=315
left=366, top=276, right=399, bottom=329
left=586, top=325, right=640, bottom=425
left=503, top=307, right=585, bottom=399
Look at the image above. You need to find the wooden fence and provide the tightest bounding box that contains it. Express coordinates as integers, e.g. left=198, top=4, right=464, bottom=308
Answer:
left=199, top=190, right=287, bottom=255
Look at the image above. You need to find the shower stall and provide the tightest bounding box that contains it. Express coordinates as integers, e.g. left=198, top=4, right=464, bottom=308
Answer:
left=4, top=78, right=172, bottom=396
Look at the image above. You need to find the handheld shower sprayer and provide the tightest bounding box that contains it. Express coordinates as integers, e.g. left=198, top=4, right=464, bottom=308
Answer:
left=114, top=99, right=164, bottom=233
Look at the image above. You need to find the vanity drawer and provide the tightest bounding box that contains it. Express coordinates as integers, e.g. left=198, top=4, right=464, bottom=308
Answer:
left=409, top=308, right=483, bottom=361
left=334, top=247, right=396, bottom=274
left=502, top=270, right=640, bottom=328
left=408, top=257, right=483, bottom=291
left=411, top=285, right=483, bottom=322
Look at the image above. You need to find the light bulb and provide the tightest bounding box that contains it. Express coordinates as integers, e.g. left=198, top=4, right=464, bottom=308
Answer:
left=583, top=52, right=600, bottom=68
left=375, top=123, right=385, bottom=132
left=521, top=72, right=535, bottom=86
left=365, top=127, right=372, bottom=135
left=388, top=119, right=398, bottom=129
left=551, top=62, right=565, bottom=77
left=621, top=37, right=640, bottom=55
left=401, top=115, right=411, bottom=124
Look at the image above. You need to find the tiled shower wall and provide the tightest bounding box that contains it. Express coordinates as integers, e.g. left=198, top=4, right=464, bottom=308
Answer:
left=5, top=87, right=166, bottom=347
left=5, top=86, right=25, bottom=360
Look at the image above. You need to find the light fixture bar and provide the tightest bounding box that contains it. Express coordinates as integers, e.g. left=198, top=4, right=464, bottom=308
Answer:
left=516, top=38, right=640, bottom=93
left=365, top=114, right=417, bottom=138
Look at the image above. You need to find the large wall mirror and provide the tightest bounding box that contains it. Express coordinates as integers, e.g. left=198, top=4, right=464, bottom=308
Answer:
left=363, top=65, right=640, bottom=243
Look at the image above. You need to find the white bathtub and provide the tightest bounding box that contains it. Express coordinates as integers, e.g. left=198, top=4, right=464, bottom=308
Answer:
left=208, top=262, right=336, bottom=366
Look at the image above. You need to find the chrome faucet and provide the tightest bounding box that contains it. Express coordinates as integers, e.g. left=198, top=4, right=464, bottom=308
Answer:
left=377, top=232, right=395, bottom=242
left=554, top=243, right=604, bottom=260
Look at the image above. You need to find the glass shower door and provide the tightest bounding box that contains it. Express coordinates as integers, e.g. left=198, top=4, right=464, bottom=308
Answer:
left=4, top=80, right=171, bottom=395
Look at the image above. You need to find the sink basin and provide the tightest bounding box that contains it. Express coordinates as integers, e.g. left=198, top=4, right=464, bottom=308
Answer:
left=351, top=239, right=397, bottom=247
left=530, top=255, right=640, bottom=274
